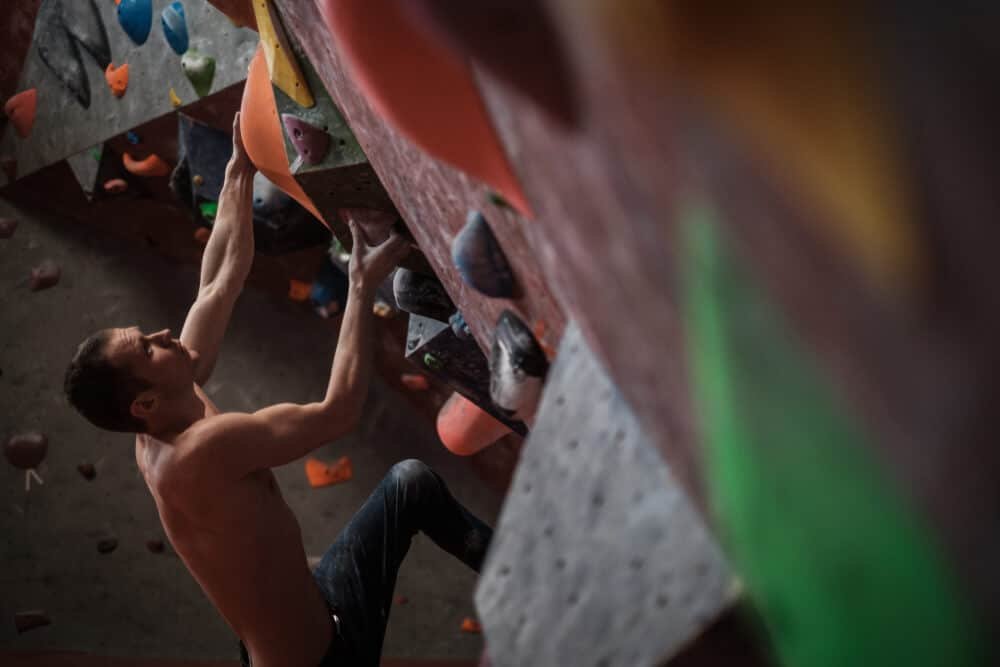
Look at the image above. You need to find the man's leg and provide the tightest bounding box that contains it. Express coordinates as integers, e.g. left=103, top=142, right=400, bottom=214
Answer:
left=312, top=459, right=492, bottom=666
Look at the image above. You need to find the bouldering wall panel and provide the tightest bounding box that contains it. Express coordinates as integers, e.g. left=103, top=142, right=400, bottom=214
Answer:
left=0, top=0, right=257, bottom=183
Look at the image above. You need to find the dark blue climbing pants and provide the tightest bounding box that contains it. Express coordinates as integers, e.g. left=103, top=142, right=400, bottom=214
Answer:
left=240, top=459, right=493, bottom=667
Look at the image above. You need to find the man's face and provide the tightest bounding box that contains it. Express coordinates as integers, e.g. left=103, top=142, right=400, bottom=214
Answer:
left=105, top=326, right=198, bottom=394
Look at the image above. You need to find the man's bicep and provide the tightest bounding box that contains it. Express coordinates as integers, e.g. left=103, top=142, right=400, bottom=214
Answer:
left=180, top=287, right=238, bottom=385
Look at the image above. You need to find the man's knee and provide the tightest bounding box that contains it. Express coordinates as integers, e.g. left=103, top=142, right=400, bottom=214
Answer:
left=389, top=459, right=434, bottom=486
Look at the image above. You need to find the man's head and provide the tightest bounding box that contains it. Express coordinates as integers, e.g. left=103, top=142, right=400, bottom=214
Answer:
left=64, top=327, right=199, bottom=433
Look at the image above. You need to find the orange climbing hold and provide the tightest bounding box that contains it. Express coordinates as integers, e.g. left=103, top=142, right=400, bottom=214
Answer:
left=193, top=227, right=211, bottom=244
left=305, top=456, right=353, bottom=488
left=460, top=617, right=482, bottom=634
left=105, top=63, right=129, bottom=98
left=437, top=392, right=511, bottom=456
left=240, top=47, right=325, bottom=225
left=288, top=279, right=311, bottom=301
left=4, top=89, right=37, bottom=138
left=123, top=153, right=170, bottom=177
left=319, top=0, right=532, bottom=216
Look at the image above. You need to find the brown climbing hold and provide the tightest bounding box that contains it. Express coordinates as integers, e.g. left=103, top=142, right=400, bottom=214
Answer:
left=193, top=227, right=211, bottom=244
left=103, top=178, right=128, bottom=194
left=0, top=217, right=18, bottom=238
left=4, top=89, right=37, bottom=138
left=105, top=63, right=129, bottom=98
left=29, top=260, right=61, bottom=291
left=123, top=153, right=170, bottom=177
left=97, top=537, right=118, bottom=554
left=146, top=538, right=165, bottom=553
left=460, top=617, right=482, bottom=634
left=77, top=462, right=96, bottom=480
left=400, top=373, right=430, bottom=391
left=395, top=595, right=409, bottom=606
left=14, top=610, right=51, bottom=634
left=192, top=174, right=204, bottom=186
left=4, top=432, right=48, bottom=470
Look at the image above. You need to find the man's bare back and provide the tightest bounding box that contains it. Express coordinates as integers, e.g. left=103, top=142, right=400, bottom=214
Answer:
left=136, top=387, right=333, bottom=667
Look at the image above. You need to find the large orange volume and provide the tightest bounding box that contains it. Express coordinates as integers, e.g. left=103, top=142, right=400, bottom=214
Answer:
left=436, top=392, right=510, bottom=456
left=319, top=0, right=532, bottom=217
left=240, top=46, right=326, bottom=225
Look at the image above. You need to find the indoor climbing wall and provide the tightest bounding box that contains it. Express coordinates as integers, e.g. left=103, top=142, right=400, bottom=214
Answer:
left=0, top=0, right=257, bottom=186
left=266, top=2, right=999, bottom=666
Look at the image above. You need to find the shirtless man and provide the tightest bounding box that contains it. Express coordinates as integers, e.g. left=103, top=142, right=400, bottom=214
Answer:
left=63, top=114, right=493, bottom=666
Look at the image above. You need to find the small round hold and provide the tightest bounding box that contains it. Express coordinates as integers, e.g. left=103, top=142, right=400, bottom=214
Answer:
left=423, top=353, right=443, bottom=371
left=192, top=174, right=204, bottom=187
left=29, top=260, right=61, bottom=291
left=126, top=131, right=141, bottom=145
left=146, top=539, right=165, bottom=554
left=77, top=462, right=97, bottom=481
left=0, top=217, right=19, bottom=238
left=97, top=537, right=118, bottom=554
left=392, top=269, right=455, bottom=323
left=4, top=432, right=48, bottom=470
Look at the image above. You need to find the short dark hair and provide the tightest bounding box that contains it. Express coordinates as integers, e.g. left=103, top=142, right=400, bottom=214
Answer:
left=64, top=330, right=150, bottom=433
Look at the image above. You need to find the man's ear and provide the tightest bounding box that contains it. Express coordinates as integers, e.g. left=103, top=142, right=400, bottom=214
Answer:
left=130, top=390, right=158, bottom=421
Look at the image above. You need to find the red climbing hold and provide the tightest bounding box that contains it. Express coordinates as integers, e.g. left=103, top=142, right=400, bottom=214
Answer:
left=123, top=152, right=170, bottom=177
left=0, top=217, right=18, bottom=238
left=193, top=227, right=211, bottom=244
left=29, top=260, right=61, bottom=291
left=460, top=617, right=482, bottom=634
left=4, top=432, right=48, bottom=470
left=400, top=373, right=430, bottom=391
left=436, top=392, right=510, bottom=456
left=103, top=178, right=128, bottom=194
left=4, top=89, right=37, bottom=138
left=305, top=456, right=353, bottom=488
left=105, top=63, right=129, bottom=98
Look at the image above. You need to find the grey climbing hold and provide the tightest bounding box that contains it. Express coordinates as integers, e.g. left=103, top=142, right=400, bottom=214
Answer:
left=252, top=172, right=293, bottom=217
left=181, top=50, right=216, bottom=98
left=282, top=114, right=331, bottom=166
left=63, top=0, right=112, bottom=69
left=489, top=310, right=548, bottom=420
left=393, top=268, right=456, bottom=323
left=0, top=217, right=18, bottom=238
left=97, top=537, right=118, bottom=554
left=29, top=260, right=61, bottom=291
left=452, top=211, right=516, bottom=298
left=4, top=432, right=48, bottom=470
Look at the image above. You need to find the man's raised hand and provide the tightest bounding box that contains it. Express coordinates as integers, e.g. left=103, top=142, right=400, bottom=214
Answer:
left=347, top=215, right=411, bottom=294
left=228, top=112, right=256, bottom=177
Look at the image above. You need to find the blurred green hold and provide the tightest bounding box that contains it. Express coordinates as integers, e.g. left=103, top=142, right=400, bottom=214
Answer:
left=199, top=201, right=218, bottom=223
left=486, top=190, right=513, bottom=211
left=680, top=201, right=983, bottom=667
left=90, top=146, right=102, bottom=163
left=181, top=49, right=216, bottom=98
left=423, top=353, right=443, bottom=371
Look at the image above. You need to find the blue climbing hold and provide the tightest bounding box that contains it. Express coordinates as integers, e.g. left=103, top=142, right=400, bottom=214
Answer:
left=452, top=211, right=516, bottom=298
left=161, top=2, right=189, bottom=55
left=126, top=131, right=141, bottom=145
left=117, top=0, right=153, bottom=46
left=450, top=311, right=472, bottom=340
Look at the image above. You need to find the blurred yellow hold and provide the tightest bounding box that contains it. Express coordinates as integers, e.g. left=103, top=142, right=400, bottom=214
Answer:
left=252, top=0, right=315, bottom=108
left=586, top=1, right=924, bottom=299
left=169, top=87, right=182, bottom=108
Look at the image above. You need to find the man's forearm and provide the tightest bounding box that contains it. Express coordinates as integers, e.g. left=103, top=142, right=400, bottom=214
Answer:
left=322, top=281, right=378, bottom=426
left=200, top=164, right=255, bottom=293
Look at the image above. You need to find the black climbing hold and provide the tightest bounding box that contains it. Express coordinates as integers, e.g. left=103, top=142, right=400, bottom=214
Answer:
left=489, top=310, right=549, bottom=420
left=452, top=211, right=516, bottom=298
left=36, top=0, right=92, bottom=108
left=146, top=538, right=165, bottom=554
left=77, top=462, right=96, bottom=480
left=4, top=432, right=48, bottom=470
left=14, top=610, right=51, bottom=634
left=97, top=537, right=118, bottom=554
left=392, top=268, right=455, bottom=323
left=62, top=0, right=112, bottom=69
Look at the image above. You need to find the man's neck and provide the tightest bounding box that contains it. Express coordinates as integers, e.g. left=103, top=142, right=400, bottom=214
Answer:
left=148, top=385, right=206, bottom=440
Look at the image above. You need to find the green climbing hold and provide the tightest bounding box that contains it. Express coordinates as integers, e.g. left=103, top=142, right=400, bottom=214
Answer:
left=423, top=353, right=443, bottom=371
left=486, top=190, right=513, bottom=211
left=181, top=49, right=216, bottom=98
left=680, top=200, right=983, bottom=667
left=89, top=146, right=102, bottom=162
left=199, top=201, right=218, bottom=222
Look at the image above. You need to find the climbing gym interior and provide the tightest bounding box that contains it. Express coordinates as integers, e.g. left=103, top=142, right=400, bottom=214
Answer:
left=1, top=2, right=997, bottom=666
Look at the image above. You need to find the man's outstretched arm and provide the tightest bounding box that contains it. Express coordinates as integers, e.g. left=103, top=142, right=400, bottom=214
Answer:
left=180, top=113, right=256, bottom=385
left=185, top=217, right=411, bottom=478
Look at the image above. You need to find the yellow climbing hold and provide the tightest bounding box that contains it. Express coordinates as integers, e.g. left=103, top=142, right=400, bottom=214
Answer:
left=252, top=0, right=315, bottom=108
left=169, top=87, right=182, bottom=108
